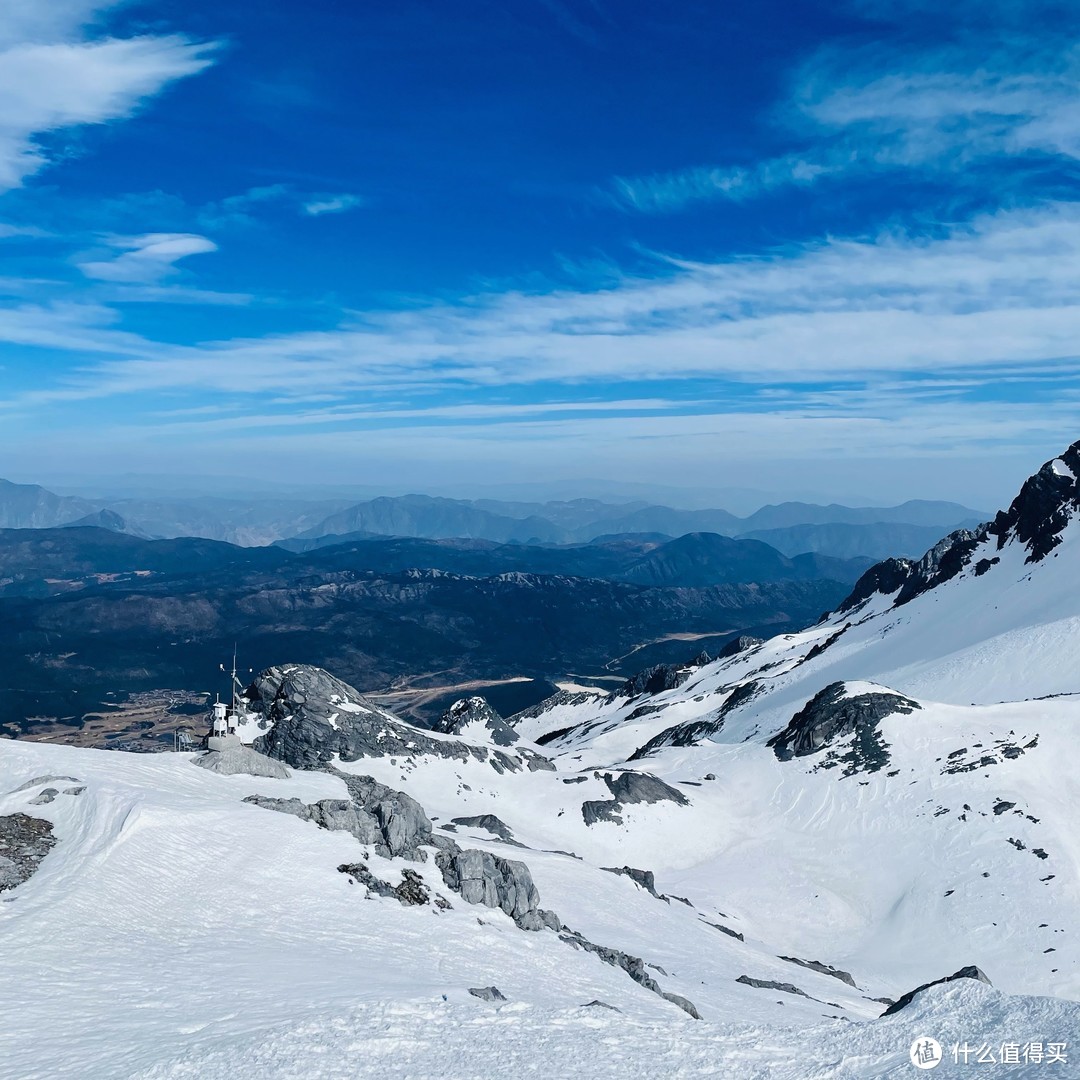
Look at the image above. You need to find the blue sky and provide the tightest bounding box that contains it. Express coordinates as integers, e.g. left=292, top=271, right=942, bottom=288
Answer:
left=1, top=0, right=1079, bottom=507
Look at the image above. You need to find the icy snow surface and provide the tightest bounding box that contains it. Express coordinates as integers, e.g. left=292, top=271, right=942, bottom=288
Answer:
left=4, top=473, right=1080, bottom=1076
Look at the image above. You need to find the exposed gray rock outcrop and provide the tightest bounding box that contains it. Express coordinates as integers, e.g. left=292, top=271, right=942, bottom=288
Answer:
left=338, top=862, right=451, bottom=909
left=434, top=845, right=552, bottom=929
left=601, top=865, right=662, bottom=899
left=582, top=770, right=690, bottom=825
left=28, top=788, right=58, bottom=805
left=736, top=975, right=812, bottom=999
left=193, top=745, right=290, bottom=778
left=435, top=697, right=519, bottom=746
left=661, top=993, right=702, bottom=1019
left=0, top=813, right=57, bottom=892
left=617, top=662, right=694, bottom=698
left=778, top=956, right=857, bottom=987
left=767, top=682, right=919, bottom=775
left=631, top=679, right=763, bottom=759
left=450, top=814, right=520, bottom=844
left=468, top=986, right=506, bottom=1002
left=703, top=920, right=744, bottom=941
left=249, top=664, right=538, bottom=775
left=244, top=769, right=553, bottom=928
left=9, top=774, right=81, bottom=794
left=244, top=772, right=433, bottom=861
left=560, top=926, right=700, bottom=1018
left=881, top=966, right=992, bottom=1016
left=717, top=635, right=764, bottom=659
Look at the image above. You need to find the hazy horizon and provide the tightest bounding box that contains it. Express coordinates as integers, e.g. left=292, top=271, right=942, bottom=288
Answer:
left=3, top=461, right=1015, bottom=517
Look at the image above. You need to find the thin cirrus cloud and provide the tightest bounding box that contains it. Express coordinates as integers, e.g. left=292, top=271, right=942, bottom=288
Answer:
left=8, top=200, right=1080, bottom=413
left=77, top=232, right=218, bottom=283
left=610, top=5, right=1080, bottom=213
left=302, top=193, right=365, bottom=216
left=0, top=3, right=214, bottom=191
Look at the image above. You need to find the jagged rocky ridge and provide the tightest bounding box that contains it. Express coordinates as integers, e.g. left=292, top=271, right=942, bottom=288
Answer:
left=841, top=440, right=1080, bottom=612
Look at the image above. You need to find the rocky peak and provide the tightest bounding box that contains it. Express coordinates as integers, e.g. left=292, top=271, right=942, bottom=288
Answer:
left=986, top=440, right=1080, bottom=562
left=839, top=439, right=1080, bottom=613
left=248, top=664, right=545, bottom=773
left=433, top=696, right=519, bottom=746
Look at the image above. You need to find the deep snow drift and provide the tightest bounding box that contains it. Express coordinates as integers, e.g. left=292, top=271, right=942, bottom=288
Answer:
left=3, top=442, right=1080, bottom=1078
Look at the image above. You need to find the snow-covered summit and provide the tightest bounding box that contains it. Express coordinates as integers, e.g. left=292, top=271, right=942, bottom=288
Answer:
left=841, top=437, right=1080, bottom=615
left=433, top=696, right=520, bottom=747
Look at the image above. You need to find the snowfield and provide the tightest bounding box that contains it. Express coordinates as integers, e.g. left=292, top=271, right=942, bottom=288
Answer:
left=3, top=445, right=1080, bottom=1077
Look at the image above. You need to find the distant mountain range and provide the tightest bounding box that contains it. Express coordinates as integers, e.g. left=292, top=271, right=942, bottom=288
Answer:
left=0, top=477, right=988, bottom=561
left=293, top=493, right=984, bottom=548
left=0, top=524, right=869, bottom=736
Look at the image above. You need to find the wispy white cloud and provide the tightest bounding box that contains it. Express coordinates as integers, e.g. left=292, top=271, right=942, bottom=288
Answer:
left=611, top=9, right=1080, bottom=212
left=612, top=155, right=834, bottom=213
left=0, top=222, right=49, bottom=239
left=0, top=3, right=215, bottom=191
left=197, top=185, right=292, bottom=230
left=6, top=201, right=1080, bottom=410
left=302, top=193, right=365, bottom=216
left=77, top=232, right=217, bottom=283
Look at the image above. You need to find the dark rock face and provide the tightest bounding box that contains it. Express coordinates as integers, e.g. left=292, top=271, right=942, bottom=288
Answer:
left=434, top=697, right=519, bottom=746
left=582, top=770, right=690, bottom=826
left=468, top=986, right=507, bottom=1002
left=631, top=680, right=763, bottom=759
left=839, top=441, right=1080, bottom=614
left=778, top=956, right=857, bottom=987
left=450, top=814, right=517, bottom=843
left=338, top=862, right=449, bottom=908
left=988, top=444, right=1080, bottom=562
left=249, top=664, right=533, bottom=774
left=244, top=772, right=434, bottom=861
left=0, top=813, right=57, bottom=892
left=768, top=682, right=919, bottom=775
left=601, top=865, right=662, bottom=899
left=736, top=975, right=812, bottom=999
left=838, top=527, right=988, bottom=613
left=838, top=557, right=915, bottom=613
left=508, top=689, right=602, bottom=728
left=717, top=635, right=765, bottom=659
left=617, top=663, right=694, bottom=699
left=250, top=665, right=427, bottom=768
left=704, top=921, right=744, bottom=941
left=882, top=966, right=992, bottom=1016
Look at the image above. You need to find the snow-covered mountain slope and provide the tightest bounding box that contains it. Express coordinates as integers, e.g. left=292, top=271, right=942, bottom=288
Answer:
left=3, top=442, right=1080, bottom=1078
